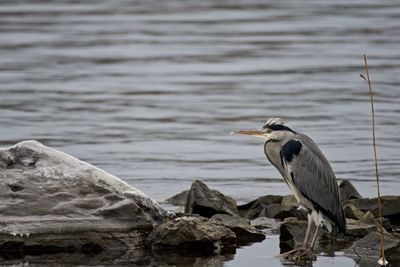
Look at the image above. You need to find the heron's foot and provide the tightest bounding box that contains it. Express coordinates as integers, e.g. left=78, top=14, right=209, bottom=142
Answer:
left=280, top=247, right=316, bottom=262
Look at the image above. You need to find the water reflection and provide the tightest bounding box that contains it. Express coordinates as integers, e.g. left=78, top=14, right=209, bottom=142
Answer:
left=0, top=248, right=235, bottom=267
left=0, top=239, right=390, bottom=267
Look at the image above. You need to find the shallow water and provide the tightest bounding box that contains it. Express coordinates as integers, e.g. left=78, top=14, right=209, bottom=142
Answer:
left=0, top=0, right=400, bottom=266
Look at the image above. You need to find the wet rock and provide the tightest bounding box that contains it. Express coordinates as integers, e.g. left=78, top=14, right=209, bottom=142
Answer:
left=185, top=180, right=238, bottom=218
left=279, top=217, right=327, bottom=252
left=146, top=216, right=236, bottom=255
left=345, top=196, right=400, bottom=225
left=274, top=195, right=307, bottom=221
left=339, top=180, right=362, bottom=203
left=346, top=219, right=376, bottom=237
left=238, top=195, right=283, bottom=219
left=251, top=217, right=282, bottom=230
left=165, top=190, right=189, bottom=206
left=280, top=217, right=307, bottom=251
left=345, top=231, right=400, bottom=262
left=0, top=140, right=168, bottom=253
left=210, top=214, right=265, bottom=244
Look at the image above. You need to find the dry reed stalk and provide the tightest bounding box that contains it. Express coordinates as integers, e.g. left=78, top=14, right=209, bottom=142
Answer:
left=360, top=54, right=387, bottom=266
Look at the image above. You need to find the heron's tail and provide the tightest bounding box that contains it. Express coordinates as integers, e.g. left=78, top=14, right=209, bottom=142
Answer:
left=336, top=206, right=346, bottom=234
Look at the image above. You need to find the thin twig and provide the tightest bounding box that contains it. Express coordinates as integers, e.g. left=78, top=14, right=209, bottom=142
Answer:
left=361, top=54, right=387, bottom=266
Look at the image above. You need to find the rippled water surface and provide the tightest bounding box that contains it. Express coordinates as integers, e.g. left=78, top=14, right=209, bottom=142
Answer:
left=1, top=0, right=400, bottom=266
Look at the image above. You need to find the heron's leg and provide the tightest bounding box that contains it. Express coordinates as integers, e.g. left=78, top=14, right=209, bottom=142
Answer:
left=309, top=223, right=321, bottom=252
left=302, top=212, right=313, bottom=249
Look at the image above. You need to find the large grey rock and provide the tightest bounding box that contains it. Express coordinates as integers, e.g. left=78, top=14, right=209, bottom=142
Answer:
left=210, top=214, right=265, bottom=244
left=345, top=231, right=400, bottom=262
left=0, top=140, right=168, bottom=253
left=238, top=195, right=283, bottom=219
left=146, top=216, right=236, bottom=255
left=185, top=180, right=238, bottom=217
left=339, top=180, right=362, bottom=203
left=344, top=196, right=400, bottom=225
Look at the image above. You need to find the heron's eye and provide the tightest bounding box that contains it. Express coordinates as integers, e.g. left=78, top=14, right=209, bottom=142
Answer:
left=264, top=128, right=272, bottom=133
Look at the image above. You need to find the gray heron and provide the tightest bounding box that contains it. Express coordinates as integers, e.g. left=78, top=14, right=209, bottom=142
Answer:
left=232, top=117, right=346, bottom=259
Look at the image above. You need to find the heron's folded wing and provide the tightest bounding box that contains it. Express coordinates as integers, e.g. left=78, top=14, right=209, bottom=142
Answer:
left=286, top=135, right=345, bottom=232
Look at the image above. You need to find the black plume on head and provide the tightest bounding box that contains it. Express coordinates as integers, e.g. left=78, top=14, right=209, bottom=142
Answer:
left=262, top=117, right=295, bottom=133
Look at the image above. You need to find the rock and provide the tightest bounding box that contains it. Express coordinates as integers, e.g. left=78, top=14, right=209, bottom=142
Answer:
left=185, top=180, right=238, bottom=218
left=280, top=195, right=298, bottom=211
left=344, top=203, right=364, bottom=220
left=279, top=217, right=327, bottom=252
left=210, top=214, right=265, bottom=244
left=344, top=204, right=393, bottom=235
left=251, top=217, right=282, bottom=230
left=344, top=203, right=374, bottom=224
left=238, top=195, right=283, bottom=219
left=345, top=231, right=400, bottom=262
left=345, top=196, right=400, bottom=225
left=146, top=216, right=236, bottom=255
left=274, top=195, right=307, bottom=221
left=362, top=211, right=377, bottom=224
left=346, top=219, right=376, bottom=237
left=275, top=209, right=308, bottom=221
left=0, top=140, right=168, bottom=254
left=339, top=180, right=362, bottom=203
left=165, top=190, right=189, bottom=206
left=379, top=217, right=393, bottom=232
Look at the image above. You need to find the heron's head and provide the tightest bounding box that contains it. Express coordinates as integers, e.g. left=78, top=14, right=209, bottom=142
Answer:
left=231, top=117, right=296, bottom=142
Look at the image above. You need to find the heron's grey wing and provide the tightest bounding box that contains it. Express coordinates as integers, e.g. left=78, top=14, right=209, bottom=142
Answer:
left=283, top=134, right=345, bottom=232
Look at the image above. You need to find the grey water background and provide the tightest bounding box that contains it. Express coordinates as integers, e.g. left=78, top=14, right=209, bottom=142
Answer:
left=0, top=0, right=399, bottom=266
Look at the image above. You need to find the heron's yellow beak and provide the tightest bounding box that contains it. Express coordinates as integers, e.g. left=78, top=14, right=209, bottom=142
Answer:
left=230, top=130, right=266, bottom=136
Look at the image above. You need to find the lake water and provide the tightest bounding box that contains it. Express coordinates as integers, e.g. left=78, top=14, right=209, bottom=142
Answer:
left=0, top=0, right=399, bottom=266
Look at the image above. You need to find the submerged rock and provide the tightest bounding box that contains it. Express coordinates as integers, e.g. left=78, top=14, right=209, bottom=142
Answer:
left=0, top=140, right=168, bottom=253
left=339, top=180, right=362, bottom=203
left=185, top=180, right=238, bottom=218
left=210, top=214, right=265, bottom=244
left=146, top=216, right=236, bottom=255
left=345, top=231, right=400, bottom=262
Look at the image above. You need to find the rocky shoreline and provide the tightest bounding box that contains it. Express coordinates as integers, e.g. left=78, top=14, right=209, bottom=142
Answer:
left=164, top=180, right=400, bottom=262
left=0, top=141, right=399, bottom=265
